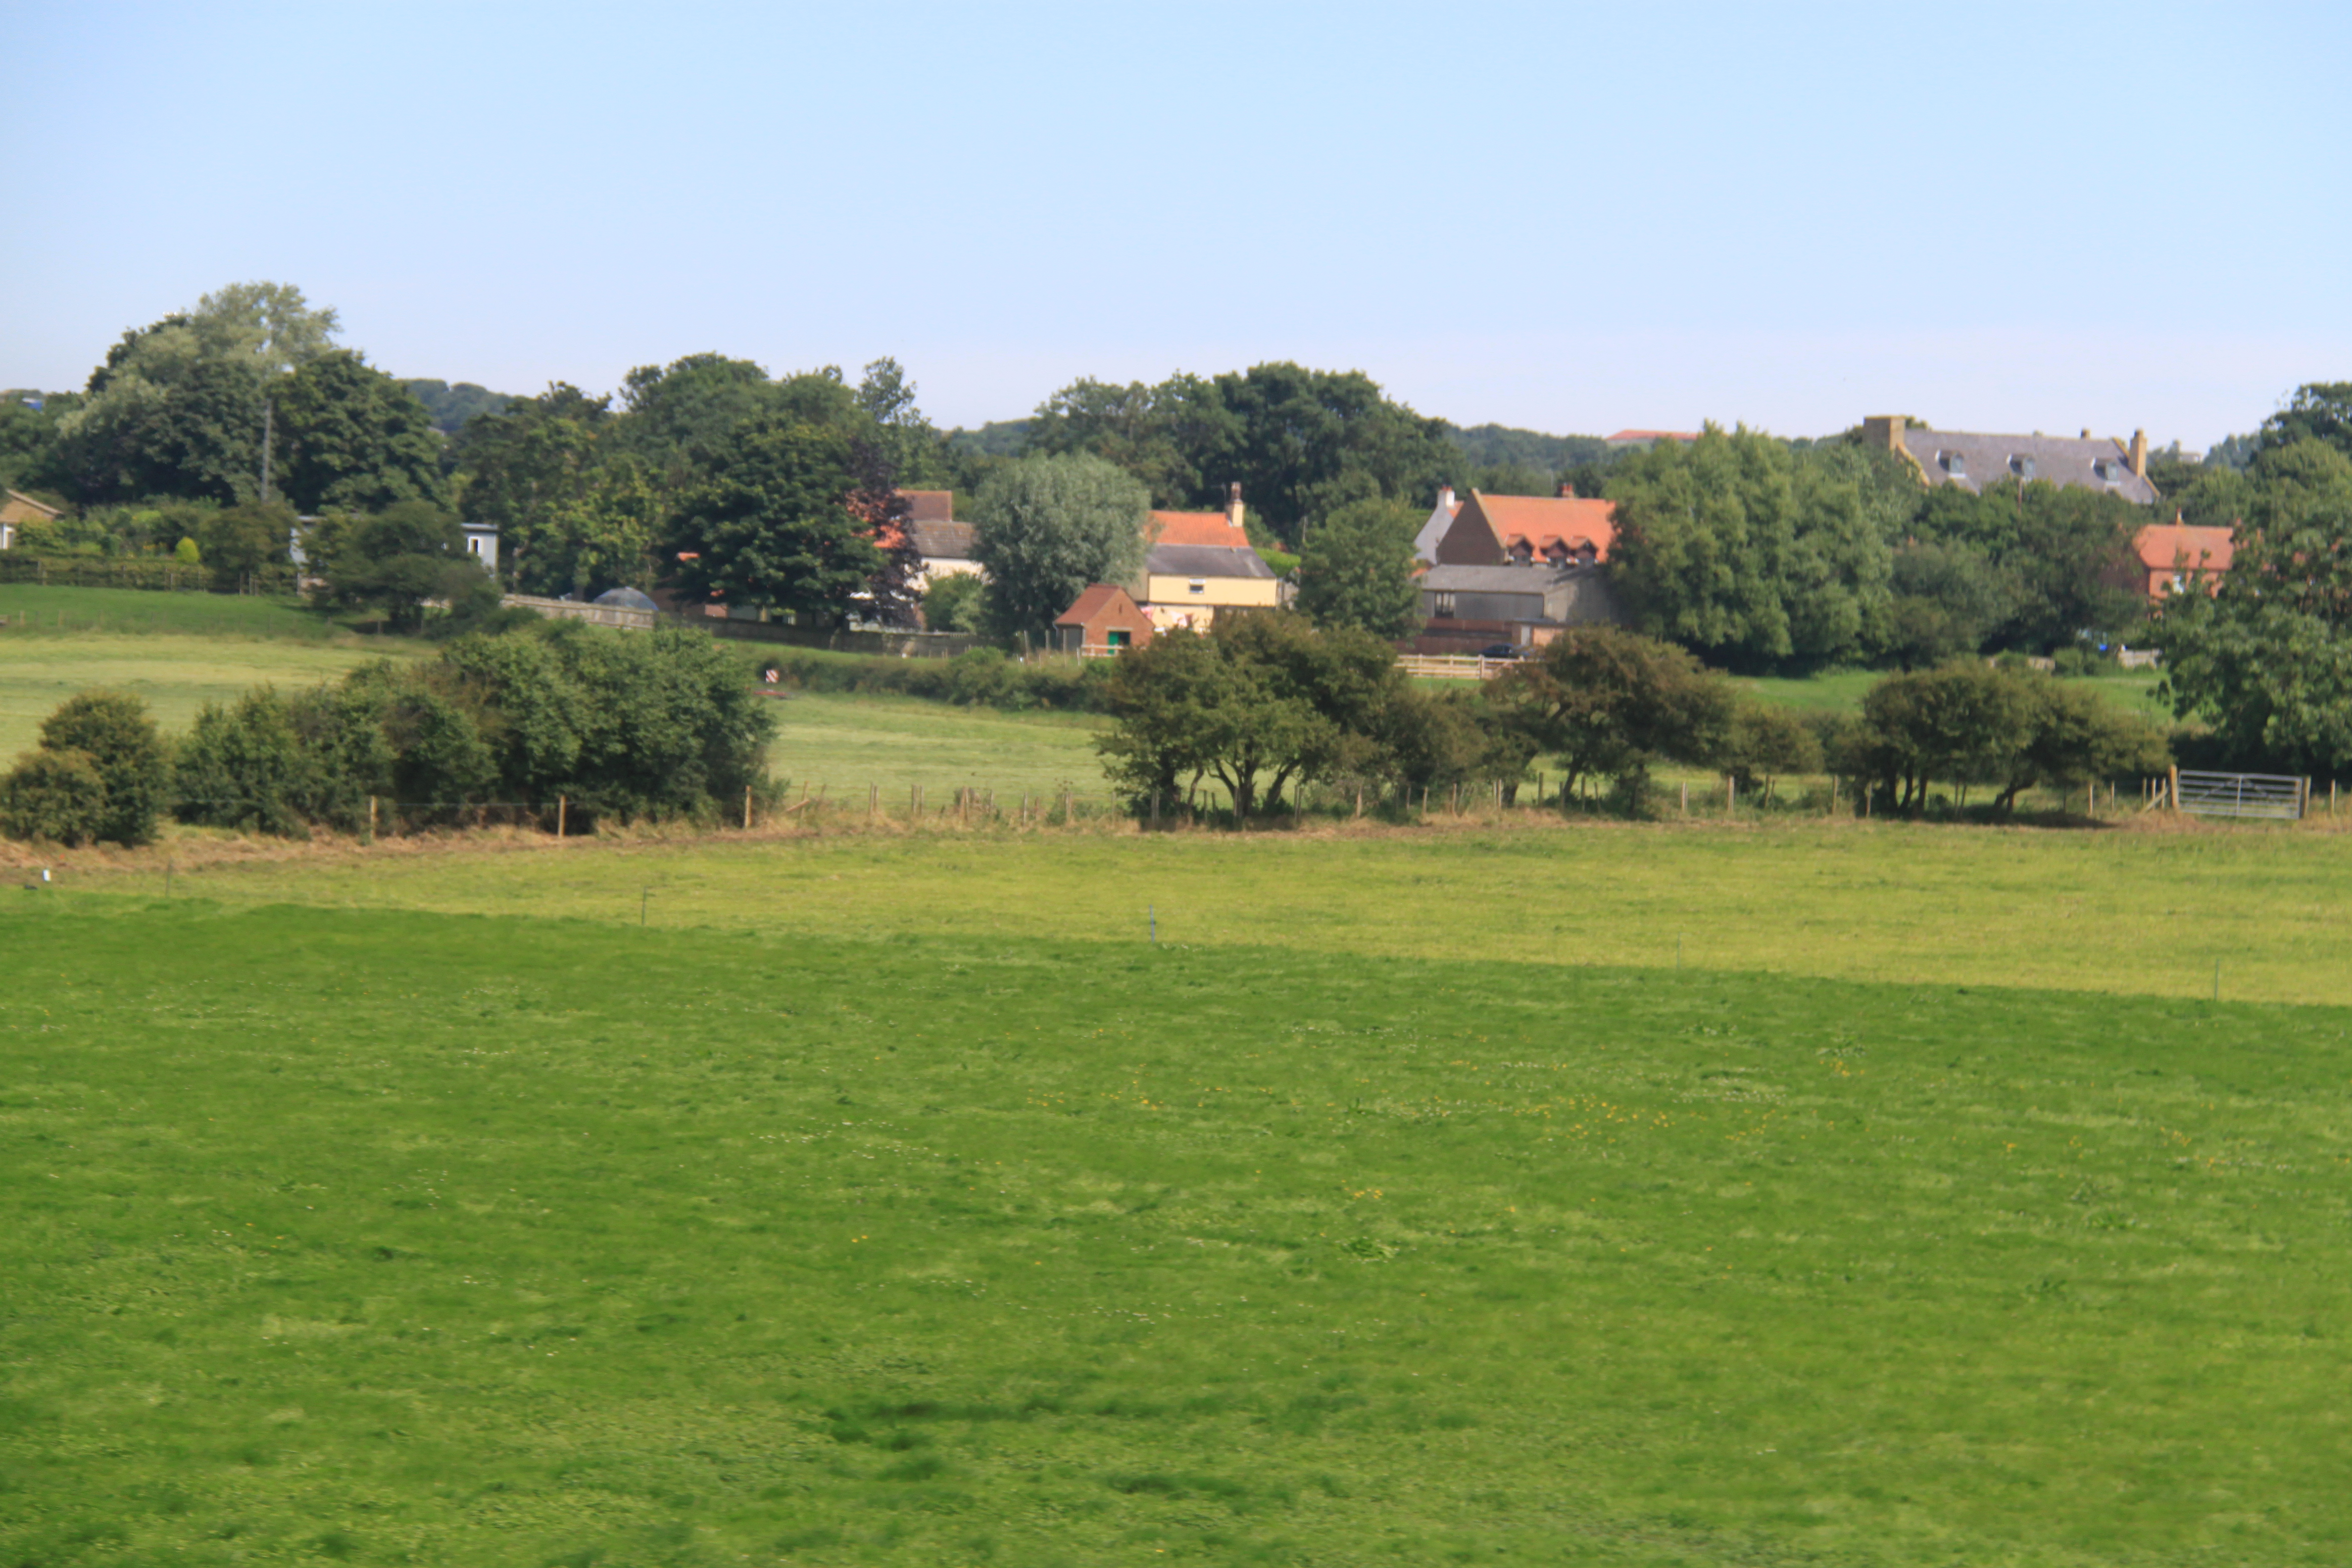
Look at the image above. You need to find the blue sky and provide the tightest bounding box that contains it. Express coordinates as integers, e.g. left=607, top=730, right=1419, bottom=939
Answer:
left=5, top=1, right=2346, bottom=447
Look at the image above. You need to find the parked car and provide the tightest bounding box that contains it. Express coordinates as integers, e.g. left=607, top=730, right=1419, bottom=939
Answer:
left=1477, top=643, right=1521, bottom=660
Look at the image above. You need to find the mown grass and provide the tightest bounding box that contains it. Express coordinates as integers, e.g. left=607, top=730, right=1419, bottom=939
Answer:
left=75, top=813, right=2352, bottom=1008
left=1737, top=666, right=2174, bottom=722
left=5, top=896, right=2351, bottom=1567
left=0, top=587, right=430, bottom=760
left=767, top=693, right=1108, bottom=801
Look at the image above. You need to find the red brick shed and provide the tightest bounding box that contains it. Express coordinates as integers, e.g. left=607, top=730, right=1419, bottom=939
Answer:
left=1053, top=584, right=1154, bottom=654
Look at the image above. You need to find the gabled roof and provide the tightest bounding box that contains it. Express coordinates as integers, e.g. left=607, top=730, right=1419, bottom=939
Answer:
left=1055, top=582, right=1142, bottom=626
left=911, top=519, right=977, bottom=561
left=1, top=489, right=61, bottom=521
left=1899, top=428, right=2160, bottom=505
left=2134, top=522, right=2234, bottom=573
left=1150, top=510, right=1249, bottom=548
left=1146, top=543, right=1276, bottom=579
left=898, top=489, right=954, bottom=524
left=1470, top=492, right=1617, bottom=562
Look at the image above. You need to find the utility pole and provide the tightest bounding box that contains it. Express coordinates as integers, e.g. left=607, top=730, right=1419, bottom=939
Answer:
left=258, top=398, right=274, bottom=504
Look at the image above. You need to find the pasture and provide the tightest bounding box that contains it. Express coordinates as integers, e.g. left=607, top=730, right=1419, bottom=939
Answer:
left=6, top=894, right=2352, bottom=1567
left=0, top=588, right=423, bottom=762
left=766, top=692, right=1109, bottom=802
left=60, top=813, right=2352, bottom=1008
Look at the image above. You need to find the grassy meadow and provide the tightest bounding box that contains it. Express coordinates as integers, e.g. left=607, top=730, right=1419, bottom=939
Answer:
left=766, top=693, right=1108, bottom=802
left=7, top=895, right=2352, bottom=1567
left=56, top=813, right=2352, bottom=1008
left=0, top=587, right=423, bottom=762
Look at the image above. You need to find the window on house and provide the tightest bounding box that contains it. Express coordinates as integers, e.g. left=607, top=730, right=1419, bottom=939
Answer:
left=1188, top=579, right=1206, bottom=595
left=1939, top=451, right=1966, bottom=476
left=1434, top=592, right=1456, bottom=617
left=2009, top=455, right=2036, bottom=478
left=1107, top=629, right=1130, bottom=649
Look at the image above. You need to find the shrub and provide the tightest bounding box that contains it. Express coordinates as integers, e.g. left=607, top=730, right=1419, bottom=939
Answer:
left=33, top=691, right=170, bottom=845
left=175, top=690, right=321, bottom=836
left=0, top=749, right=109, bottom=845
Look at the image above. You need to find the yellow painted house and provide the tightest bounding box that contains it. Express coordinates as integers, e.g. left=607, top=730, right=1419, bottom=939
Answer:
left=1135, top=483, right=1280, bottom=633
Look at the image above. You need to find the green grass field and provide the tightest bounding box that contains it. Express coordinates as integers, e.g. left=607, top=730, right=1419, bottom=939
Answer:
left=7, top=894, right=2352, bottom=1567
left=768, top=693, right=1109, bottom=802
left=0, top=588, right=424, bottom=762
left=1737, top=667, right=2174, bottom=723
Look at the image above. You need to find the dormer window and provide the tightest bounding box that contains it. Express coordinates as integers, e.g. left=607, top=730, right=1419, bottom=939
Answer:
left=2009, top=455, right=2036, bottom=478
left=1939, top=450, right=1966, bottom=476
left=1187, top=578, right=1206, bottom=595
left=2092, top=459, right=2119, bottom=483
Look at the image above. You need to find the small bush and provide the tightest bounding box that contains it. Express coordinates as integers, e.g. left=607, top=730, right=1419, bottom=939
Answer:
left=4, top=690, right=171, bottom=845
left=0, top=748, right=110, bottom=845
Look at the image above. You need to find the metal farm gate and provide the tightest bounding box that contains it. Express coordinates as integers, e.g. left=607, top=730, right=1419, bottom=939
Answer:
left=2173, top=769, right=2308, bottom=821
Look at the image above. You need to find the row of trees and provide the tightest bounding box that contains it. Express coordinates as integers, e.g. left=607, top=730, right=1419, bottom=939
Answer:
left=0, top=622, right=774, bottom=847
left=1095, top=616, right=2172, bottom=820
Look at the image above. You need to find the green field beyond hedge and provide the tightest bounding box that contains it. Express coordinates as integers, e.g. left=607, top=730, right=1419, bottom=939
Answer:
left=4, top=898, right=2349, bottom=1566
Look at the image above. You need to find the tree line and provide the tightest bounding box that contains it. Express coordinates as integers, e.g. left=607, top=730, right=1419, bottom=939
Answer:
left=1093, top=615, right=2173, bottom=821
left=0, top=621, right=774, bottom=847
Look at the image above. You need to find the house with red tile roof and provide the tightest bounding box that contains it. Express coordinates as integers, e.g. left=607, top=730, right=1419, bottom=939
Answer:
left=1134, top=483, right=1280, bottom=632
left=2124, top=522, right=2233, bottom=601
left=1605, top=429, right=1699, bottom=448
left=1426, top=487, right=1617, bottom=568
left=1053, top=583, right=1155, bottom=653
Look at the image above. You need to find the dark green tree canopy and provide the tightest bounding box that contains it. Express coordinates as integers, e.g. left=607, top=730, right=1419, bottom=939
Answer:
left=1295, top=495, right=1422, bottom=639
left=274, top=352, right=448, bottom=513
left=670, top=415, right=882, bottom=626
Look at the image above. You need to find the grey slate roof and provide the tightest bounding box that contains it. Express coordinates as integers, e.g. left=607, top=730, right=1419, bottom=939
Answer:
left=911, top=519, right=978, bottom=561
left=1899, top=429, right=2159, bottom=505
left=1146, top=543, right=1276, bottom=579
left=1419, top=564, right=1580, bottom=593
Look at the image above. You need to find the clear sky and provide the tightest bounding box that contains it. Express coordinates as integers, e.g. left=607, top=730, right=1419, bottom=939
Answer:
left=5, top=1, right=2346, bottom=448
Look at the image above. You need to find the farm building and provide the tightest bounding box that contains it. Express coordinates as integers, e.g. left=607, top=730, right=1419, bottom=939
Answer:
left=1417, top=563, right=1623, bottom=652
left=1054, top=583, right=1155, bottom=653
left=0, top=489, right=61, bottom=549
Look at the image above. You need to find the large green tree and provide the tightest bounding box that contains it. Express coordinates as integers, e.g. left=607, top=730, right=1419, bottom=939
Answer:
left=450, top=383, right=615, bottom=593
left=273, top=351, right=447, bottom=513
left=1295, top=495, right=1422, bottom=638
left=968, top=452, right=1150, bottom=640
left=2160, top=439, right=2352, bottom=772
left=321, top=500, right=491, bottom=633
left=670, top=416, right=881, bottom=626
left=2255, top=382, right=2352, bottom=462
left=1490, top=625, right=1736, bottom=801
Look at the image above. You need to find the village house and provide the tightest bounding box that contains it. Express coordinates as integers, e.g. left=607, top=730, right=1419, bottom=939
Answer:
left=1425, top=486, right=1617, bottom=568
left=900, top=489, right=982, bottom=587
left=1861, top=415, right=2161, bottom=505
left=1413, top=485, right=1462, bottom=565
left=0, top=489, right=62, bottom=550
left=1134, top=482, right=1280, bottom=632
left=1053, top=583, right=1156, bottom=654
left=1413, top=485, right=1625, bottom=651
left=2120, top=521, right=2234, bottom=601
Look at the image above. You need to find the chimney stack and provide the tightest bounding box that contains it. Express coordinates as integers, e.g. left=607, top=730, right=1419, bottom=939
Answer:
left=1225, top=481, right=1245, bottom=535
left=1436, top=485, right=1455, bottom=513
left=1558, top=482, right=1576, bottom=499
left=2129, top=430, right=2148, bottom=479
left=1861, top=415, right=1906, bottom=452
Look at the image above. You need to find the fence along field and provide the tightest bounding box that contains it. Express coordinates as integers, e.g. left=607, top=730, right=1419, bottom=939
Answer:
left=6, top=897, right=2352, bottom=1567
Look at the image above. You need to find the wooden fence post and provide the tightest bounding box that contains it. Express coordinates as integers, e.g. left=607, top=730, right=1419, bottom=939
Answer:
left=367, top=795, right=378, bottom=840
left=744, top=786, right=753, bottom=831
left=1725, top=775, right=1735, bottom=814
left=2168, top=764, right=2180, bottom=813
left=557, top=795, right=567, bottom=838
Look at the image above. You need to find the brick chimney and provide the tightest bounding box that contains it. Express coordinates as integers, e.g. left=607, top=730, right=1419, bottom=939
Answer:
left=1557, top=482, right=1576, bottom=499
left=2129, top=430, right=2148, bottom=478
left=1861, top=415, right=1906, bottom=452
left=1225, top=481, right=1244, bottom=535
left=1435, top=484, right=1456, bottom=514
